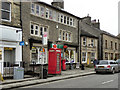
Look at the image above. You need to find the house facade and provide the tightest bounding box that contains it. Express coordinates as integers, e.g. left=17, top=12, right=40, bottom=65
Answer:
left=21, top=1, right=79, bottom=73
left=0, top=1, right=22, bottom=74
left=80, top=30, right=98, bottom=65
left=102, top=33, right=120, bottom=60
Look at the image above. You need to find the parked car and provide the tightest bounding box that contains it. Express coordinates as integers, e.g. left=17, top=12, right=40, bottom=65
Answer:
left=116, top=59, right=120, bottom=71
left=95, top=60, right=119, bottom=74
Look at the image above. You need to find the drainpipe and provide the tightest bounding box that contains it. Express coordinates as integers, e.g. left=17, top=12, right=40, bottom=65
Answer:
left=20, top=1, right=24, bottom=67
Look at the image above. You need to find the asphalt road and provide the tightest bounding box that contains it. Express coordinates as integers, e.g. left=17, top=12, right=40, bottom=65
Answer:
left=18, top=73, right=118, bottom=89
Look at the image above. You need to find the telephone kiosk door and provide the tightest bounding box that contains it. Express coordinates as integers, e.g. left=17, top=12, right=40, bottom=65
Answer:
left=48, top=48, right=61, bottom=74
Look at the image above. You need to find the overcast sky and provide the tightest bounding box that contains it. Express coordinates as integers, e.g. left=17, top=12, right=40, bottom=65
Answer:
left=40, top=0, right=119, bottom=36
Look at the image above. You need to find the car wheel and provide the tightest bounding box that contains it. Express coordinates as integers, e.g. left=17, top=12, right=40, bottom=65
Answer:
left=96, top=71, right=99, bottom=74
left=112, top=69, right=115, bottom=74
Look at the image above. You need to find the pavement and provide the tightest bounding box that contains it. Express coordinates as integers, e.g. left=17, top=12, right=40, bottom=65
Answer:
left=0, top=68, right=95, bottom=90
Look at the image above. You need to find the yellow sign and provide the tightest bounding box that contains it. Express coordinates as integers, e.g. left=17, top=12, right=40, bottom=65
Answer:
left=4, top=47, right=13, bottom=50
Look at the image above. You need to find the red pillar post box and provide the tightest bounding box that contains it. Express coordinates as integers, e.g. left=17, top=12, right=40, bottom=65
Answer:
left=48, top=48, right=61, bottom=75
left=62, top=59, right=66, bottom=71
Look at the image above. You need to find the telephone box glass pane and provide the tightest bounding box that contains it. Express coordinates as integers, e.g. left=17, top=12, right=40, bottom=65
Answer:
left=57, top=53, right=60, bottom=71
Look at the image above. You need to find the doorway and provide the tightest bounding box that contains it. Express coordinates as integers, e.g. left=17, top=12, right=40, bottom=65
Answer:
left=4, top=48, right=15, bottom=67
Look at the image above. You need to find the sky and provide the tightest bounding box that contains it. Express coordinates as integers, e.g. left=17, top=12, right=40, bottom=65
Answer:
left=40, top=0, right=119, bottom=36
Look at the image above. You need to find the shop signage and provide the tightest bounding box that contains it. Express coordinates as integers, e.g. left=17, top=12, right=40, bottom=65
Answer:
left=19, top=41, right=24, bottom=46
left=50, top=44, right=63, bottom=49
left=4, top=47, right=13, bottom=50
left=43, top=32, right=48, bottom=45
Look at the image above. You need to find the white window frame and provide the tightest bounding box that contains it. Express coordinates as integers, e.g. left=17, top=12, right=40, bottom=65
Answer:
left=67, top=17, right=70, bottom=25
left=34, top=25, right=39, bottom=36
left=60, top=14, right=64, bottom=23
left=82, top=52, right=86, bottom=63
left=91, top=39, right=94, bottom=47
left=57, top=13, right=60, bottom=22
left=70, top=18, right=73, bottom=26
left=83, top=37, right=86, bottom=46
left=40, top=6, right=44, bottom=17
left=53, top=11, right=56, bottom=21
left=31, top=3, right=35, bottom=14
left=1, top=2, right=11, bottom=22
left=63, top=31, right=65, bottom=40
left=46, top=8, right=49, bottom=19
left=30, top=23, right=34, bottom=35
left=68, top=33, right=71, bottom=41
left=49, top=9, right=53, bottom=19
left=64, top=16, right=67, bottom=24
left=36, top=4, right=40, bottom=16
left=91, top=52, right=95, bottom=63
left=59, top=30, right=62, bottom=40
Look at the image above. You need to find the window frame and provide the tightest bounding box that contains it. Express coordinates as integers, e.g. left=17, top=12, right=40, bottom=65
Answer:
left=36, top=4, right=40, bottom=16
left=1, top=2, right=11, bottom=22
left=83, top=37, right=86, bottom=46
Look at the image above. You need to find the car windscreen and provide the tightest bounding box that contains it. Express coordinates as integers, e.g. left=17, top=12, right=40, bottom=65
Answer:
left=98, top=60, right=108, bottom=65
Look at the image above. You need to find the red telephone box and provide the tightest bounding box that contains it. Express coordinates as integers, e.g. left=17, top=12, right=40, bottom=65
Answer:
left=48, top=48, right=61, bottom=74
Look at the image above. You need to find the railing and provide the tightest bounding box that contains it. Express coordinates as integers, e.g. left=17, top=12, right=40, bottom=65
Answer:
left=0, top=61, right=24, bottom=78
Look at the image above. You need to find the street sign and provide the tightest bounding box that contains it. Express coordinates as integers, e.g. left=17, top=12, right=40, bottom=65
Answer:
left=43, top=32, right=48, bottom=45
left=19, top=41, right=24, bottom=46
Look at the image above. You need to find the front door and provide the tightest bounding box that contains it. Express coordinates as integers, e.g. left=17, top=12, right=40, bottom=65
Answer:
left=87, top=52, right=91, bottom=65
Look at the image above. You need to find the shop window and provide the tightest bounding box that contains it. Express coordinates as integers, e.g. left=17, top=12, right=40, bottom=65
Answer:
left=65, top=50, right=69, bottom=62
left=1, top=2, right=11, bottom=21
left=41, top=6, right=44, bottom=17
left=36, top=4, right=40, bottom=15
left=83, top=37, right=86, bottom=46
left=82, top=52, right=86, bottom=63
left=49, top=10, right=53, bottom=19
left=32, top=47, right=38, bottom=62
left=31, top=47, right=47, bottom=64
left=70, top=50, right=75, bottom=62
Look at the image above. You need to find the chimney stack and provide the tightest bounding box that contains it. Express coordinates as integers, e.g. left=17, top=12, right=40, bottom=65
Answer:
left=51, top=0, right=64, bottom=9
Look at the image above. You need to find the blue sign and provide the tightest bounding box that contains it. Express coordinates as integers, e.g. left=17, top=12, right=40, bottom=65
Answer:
left=19, top=41, right=25, bottom=46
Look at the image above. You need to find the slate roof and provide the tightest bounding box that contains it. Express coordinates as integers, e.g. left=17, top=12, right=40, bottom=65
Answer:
left=81, top=30, right=98, bottom=38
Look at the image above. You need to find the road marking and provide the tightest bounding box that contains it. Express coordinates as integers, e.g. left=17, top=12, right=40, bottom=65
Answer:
left=102, top=80, right=114, bottom=85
